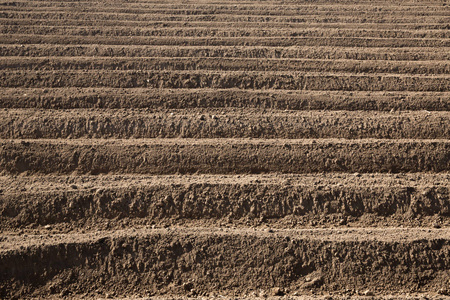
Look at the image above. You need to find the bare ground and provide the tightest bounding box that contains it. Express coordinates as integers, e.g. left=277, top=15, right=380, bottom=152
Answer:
left=1, top=173, right=449, bottom=229
left=1, top=0, right=449, bottom=298
left=1, top=227, right=450, bottom=299
left=2, top=109, right=450, bottom=139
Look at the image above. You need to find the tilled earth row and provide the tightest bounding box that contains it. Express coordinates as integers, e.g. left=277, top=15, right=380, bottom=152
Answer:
left=5, top=27, right=450, bottom=38
left=4, top=19, right=450, bottom=29
left=2, top=45, right=448, bottom=60
left=1, top=0, right=449, bottom=299
left=2, top=71, right=449, bottom=91
left=1, top=174, right=449, bottom=229
left=2, top=88, right=449, bottom=110
left=2, top=109, right=450, bottom=139
left=3, top=57, right=449, bottom=74
left=2, top=138, right=450, bottom=174
left=4, top=35, right=449, bottom=47
left=1, top=227, right=450, bottom=298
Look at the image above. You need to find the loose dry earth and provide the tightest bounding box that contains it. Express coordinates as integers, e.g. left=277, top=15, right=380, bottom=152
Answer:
left=0, top=0, right=450, bottom=299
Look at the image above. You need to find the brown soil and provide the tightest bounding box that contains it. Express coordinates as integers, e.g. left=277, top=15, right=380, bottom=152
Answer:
left=2, top=138, right=450, bottom=174
left=3, top=57, right=449, bottom=74
left=2, top=109, right=450, bottom=139
left=3, top=35, right=449, bottom=47
left=1, top=174, right=449, bottom=229
left=1, top=88, right=448, bottom=110
left=2, top=45, right=448, bottom=61
left=1, top=0, right=450, bottom=299
left=2, top=70, right=449, bottom=91
left=2, top=227, right=450, bottom=299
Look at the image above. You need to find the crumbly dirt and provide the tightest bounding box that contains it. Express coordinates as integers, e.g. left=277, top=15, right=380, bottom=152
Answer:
left=2, top=45, right=449, bottom=61
left=1, top=227, right=450, bottom=299
left=1, top=174, right=449, bottom=229
left=1, top=138, right=450, bottom=174
left=1, top=0, right=450, bottom=298
left=2, top=57, right=449, bottom=74
left=1, top=109, right=450, bottom=139
left=1, top=88, right=449, bottom=110
left=2, top=70, right=449, bottom=91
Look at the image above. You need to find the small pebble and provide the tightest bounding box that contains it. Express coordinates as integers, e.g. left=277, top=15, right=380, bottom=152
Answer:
left=270, top=287, right=284, bottom=296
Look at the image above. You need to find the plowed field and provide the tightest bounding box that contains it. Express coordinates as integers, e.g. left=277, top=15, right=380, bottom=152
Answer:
left=1, top=0, right=449, bottom=299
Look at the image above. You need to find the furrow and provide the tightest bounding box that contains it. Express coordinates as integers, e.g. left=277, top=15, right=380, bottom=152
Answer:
left=2, top=109, right=450, bottom=139
left=2, top=35, right=449, bottom=47
left=3, top=18, right=450, bottom=30
left=2, top=57, right=448, bottom=74
left=3, top=26, right=450, bottom=39
left=2, top=5, right=448, bottom=15
left=2, top=88, right=448, bottom=111
left=1, top=139, right=449, bottom=174
left=2, top=12, right=449, bottom=24
left=1, top=227, right=450, bottom=298
left=1, top=174, right=449, bottom=228
left=1, top=70, right=448, bottom=91
left=2, top=45, right=448, bottom=61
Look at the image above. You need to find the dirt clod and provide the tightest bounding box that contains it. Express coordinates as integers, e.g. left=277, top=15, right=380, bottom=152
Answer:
left=303, top=276, right=324, bottom=289
left=183, top=282, right=194, bottom=292
left=270, top=287, right=285, bottom=296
